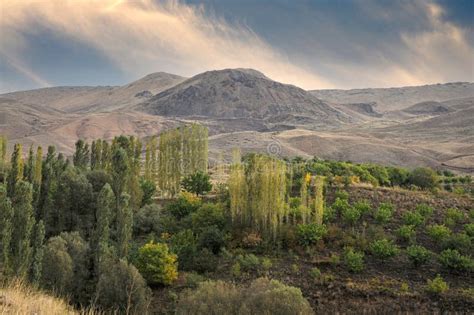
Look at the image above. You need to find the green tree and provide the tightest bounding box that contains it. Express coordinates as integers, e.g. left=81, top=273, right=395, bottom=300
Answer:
left=0, top=135, right=7, bottom=181
left=135, top=241, right=178, bottom=285
left=41, top=236, right=73, bottom=295
left=94, top=183, right=115, bottom=272
left=30, top=219, right=45, bottom=284
left=6, top=143, right=23, bottom=198
left=181, top=171, right=212, bottom=196
left=111, top=147, right=129, bottom=201
left=24, top=145, right=35, bottom=183
left=140, top=178, right=156, bottom=207
left=0, top=187, right=13, bottom=275
left=91, top=139, right=103, bottom=170
left=117, top=193, right=132, bottom=258
left=408, top=167, right=439, bottom=189
left=73, top=139, right=90, bottom=169
left=11, top=180, right=35, bottom=277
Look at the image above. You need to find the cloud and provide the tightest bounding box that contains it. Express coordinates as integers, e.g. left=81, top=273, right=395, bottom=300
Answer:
left=0, top=0, right=334, bottom=90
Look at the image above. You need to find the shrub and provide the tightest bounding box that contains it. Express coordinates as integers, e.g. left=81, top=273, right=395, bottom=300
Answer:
left=95, top=259, right=150, bottom=313
left=261, top=258, right=272, bottom=271
left=323, top=206, right=337, bottom=223
left=191, top=203, right=226, bottom=232
left=166, top=192, right=201, bottom=219
left=135, top=241, right=178, bottom=285
left=181, top=171, right=212, bottom=196
left=296, top=223, right=327, bottom=247
left=343, top=247, right=365, bottom=273
left=197, top=226, right=226, bottom=254
left=445, top=208, right=466, bottom=226
left=140, top=178, right=156, bottom=206
left=374, top=203, right=393, bottom=224
left=236, top=254, right=260, bottom=272
left=170, top=229, right=197, bottom=271
left=335, top=190, right=349, bottom=200
left=397, top=225, right=416, bottom=243
left=192, top=248, right=218, bottom=273
left=369, top=239, right=399, bottom=260
left=176, top=278, right=314, bottom=315
left=133, top=204, right=161, bottom=235
left=439, top=249, right=474, bottom=272
left=415, top=204, right=434, bottom=218
left=406, top=245, right=431, bottom=267
left=342, top=206, right=361, bottom=226
left=442, top=232, right=472, bottom=254
left=426, top=274, right=449, bottom=295
left=464, top=223, right=474, bottom=237
left=310, top=267, right=321, bottom=279
left=231, top=262, right=241, bottom=277
left=332, top=197, right=350, bottom=214
left=403, top=211, right=425, bottom=227
left=242, top=232, right=262, bottom=248
left=354, top=200, right=372, bottom=216
left=408, top=167, right=439, bottom=189
left=426, top=224, right=451, bottom=242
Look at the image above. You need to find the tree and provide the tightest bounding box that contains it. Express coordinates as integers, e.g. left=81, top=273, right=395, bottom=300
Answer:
left=94, top=183, right=115, bottom=272
left=11, top=180, right=35, bottom=277
left=6, top=143, right=23, bottom=197
left=181, top=171, right=212, bottom=196
left=95, top=259, right=150, bottom=314
left=91, top=139, right=103, bottom=170
left=41, top=236, right=74, bottom=295
left=111, top=147, right=129, bottom=201
left=73, top=139, right=90, bottom=169
left=0, top=135, right=7, bottom=181
left=30, top=220, right=45, bottom=284
left=135, top=241, right=178, bottom=285
left=408, top=167, right=439, bottom=189
left=34, top=146, right=43, bottom=186
left=117, top=193, right=132, bottom=258
left=140, top=178, right=156, bottom=207
left=24, top=145, right=35, bottom=183
left=313, top=176, right=325, bottom=225
left=0, top=187, right=13, bottom=275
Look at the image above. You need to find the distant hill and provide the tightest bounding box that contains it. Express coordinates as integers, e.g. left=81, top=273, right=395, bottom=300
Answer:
left=1, top=72, right=186, bottom=113
left=310, top=82, right=474, bottom=112
left=137, top=68, right=348, bottom=126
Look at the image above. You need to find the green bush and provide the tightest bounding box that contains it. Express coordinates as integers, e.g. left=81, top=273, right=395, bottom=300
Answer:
left=439, top=249, right=474, bottom=272
left=309, top=267, right=321, bottom=279
left=166, top=193, right=201, bottom=219
left=135, top=241, right=178, bottom=285
left=335, top=190, right=349, bottom=200
left=323, top=206, right=337, bottom=223
left=354, top=200, right=372, bottom=216
left=236, top=254, right=260, bottom=272
left=341, top=206, right=361, bottom=226
left=415, top=204, right=434, bottom=218
left=442, top=232, right=472, bottom=254
left=197, top=226, right=226, bottom=254
left=191, top=203, right=226, bottom=232
left=426, top=274, right=449, bottom=295
left=426, top=224, right=451, bottom=242
left=133, top=204, right=161, bottom=235
left=396, top=225, right=416, bottom=243
left=406, top=245, right=431, bottom=267
left=374, top=203, right=393, bottom=224
left=332, top=197, right=350, bottom=214
left=296, top=223, right=327, bottom=247
left=343, top=247, right=365, bottom=273
left=403, top=211, right=425, bottom=227
left=408, top=167, right=439, bottom=189
left=369, top=239, right=399, bottom=259
left=445, top=208, right=466, bottom=226
left=181, top=171, right=212, bottom=196
left=193, top=248, right=218, bottom=273
left=95, top=259, right=150, bottom=313
left=176, top=278, right=314, bottom=315
left=170, top=229, right=198, bottom=271
left=464, top=223, right=474, bottom=237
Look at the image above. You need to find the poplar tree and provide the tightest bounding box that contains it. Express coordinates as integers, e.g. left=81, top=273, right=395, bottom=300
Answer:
left=111, top=147, right=129, bottom=203
left=30, top=219, right=45, bottom=284
left=34, top=146, right=43, bottom=186
left=101, top=140, right=111, bottom=171
left=91, top=139, right=103, bottom=170
left=0, top=136, right=7, bottom=180
left=95, top=183, right=115, bottom=272
left=0, top=187, right=13, bottom=275
left=313, top=176, right=325, bottom=225
left=24, top=145, right=35, bottom=183
left=73, top=139, right=90, bottom=169
left=7, top=143, right=23, bottom=198
left=128, top=138, right=143, bottom=210
left=116, top=193, right=132, bottom=259
left=11, top=180, right=35, bottom=277
left=145, top=139, right=152, bottom=181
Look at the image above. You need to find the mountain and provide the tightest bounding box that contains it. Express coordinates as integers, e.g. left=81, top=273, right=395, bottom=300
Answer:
left=1, top=72, right=186, bottom=113
left=310, top=82, right=474, bottom=112
left=137, top=68, right=348, bottom=126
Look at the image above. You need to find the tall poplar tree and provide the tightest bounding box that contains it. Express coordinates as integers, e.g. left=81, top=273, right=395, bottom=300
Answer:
left=95, top=183, right=115, bottom=272
left=116, top=193, right=132, bottom=259
left=24, top=145, right=35, bottom=183
left=30, top=219, right=45, bottom=284
left=34, top=146, right=43, bottom=186
left=6, top=143, right=23, bottom=198
left=0, top=187, right=13, bottom=275
left=73, top=139, right=90, bottom=169
left=111, top=147, right=129, bottom=203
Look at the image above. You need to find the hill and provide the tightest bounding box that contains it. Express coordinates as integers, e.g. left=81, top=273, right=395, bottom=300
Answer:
left=137, top=68, right=348, bottom=127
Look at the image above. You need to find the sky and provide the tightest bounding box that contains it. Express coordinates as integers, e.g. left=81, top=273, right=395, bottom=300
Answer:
left=0, top=0, right=473, bottom=93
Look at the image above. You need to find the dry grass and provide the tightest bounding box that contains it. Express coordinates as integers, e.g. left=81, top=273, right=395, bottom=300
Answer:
left=0, top=280, right=97, bottom=315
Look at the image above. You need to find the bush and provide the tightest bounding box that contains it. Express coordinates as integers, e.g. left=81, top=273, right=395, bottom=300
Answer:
left=445, top=208, right=466, bottom=226
left=374, top=203, right=393, bottom=224
left=181, top=171, right=212, bottom=196
left=439, top=249, right=474, bottom=272
left=176, top=278, right=314, bottom=315
left=396, top=225, right=416, bottom=243
left=343, top=247, right=365, bottom=273
left=442, top=232, right=472, bottom=254
left=192, top=248, right=218, bottom=273
left=140, top=178, right=156, bottom=207
left=310, top=267, right=321, bottom=279
left=135, top=241, right=178, bottom=285
left=426, top=274, right=449, bottom=295
left=170, top=229, right=198, bottom=271
left=335, top=190, right=349, bottom=200
left=323, top=206, right=337, bottom=223
left=341, top=206, right=361, bottom=226
left=95, top=259, right=150, bottom=313
left=332, top=197, right=350, bottom=214
left=133, top=204, right=161, bottom=235
left=191, top=203, right=226, bottom=232
left=426, top=224, right=451, bottom=242
left=236, top=254, right=260, bottom=272
left=415, top=204, right=434, bottom=218
left=197, top=226, right=226, bottom=254
left=408, top=167, right=439, bottom=189
left=354, top=200, right=372, bottom=216
left=464, top=223, right=474, bottom=237
left=403, top=211, right=425, bottom=227
left=296, top=223, right=327, bottom=247
left=406, top=245, right=431, bottom=267
left=369, top=239, right=399, bottom=260
left=166, top=192, right=201, bottom=219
